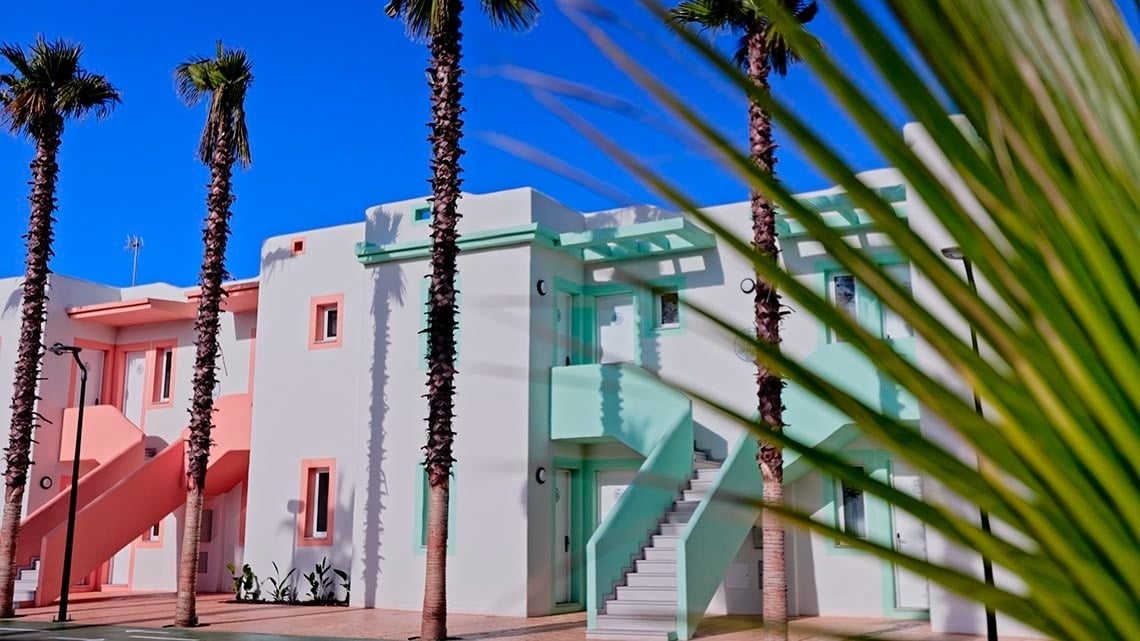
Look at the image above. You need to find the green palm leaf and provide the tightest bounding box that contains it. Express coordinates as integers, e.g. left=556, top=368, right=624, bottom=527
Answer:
left=521, top=0, right=1140, bottom=637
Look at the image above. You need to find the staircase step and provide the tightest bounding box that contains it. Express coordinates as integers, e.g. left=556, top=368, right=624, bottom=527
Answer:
left=695, top=468, right=720, bottom=480
left=650, top=535, right=677, bottom=549
left=13, top=589, right=35, bottom=603
left=594, top=613, right=677, bottom=633
left=14, top=580, right=37, bottom=591
left=626, top=573, right=677, bottom=588
left=587, top=631, right=670, bottom=641
left=643, top=548, right=676, bottom=562
left=692, top=451, right=709, bottom=461
left=665, top=511, right=693, bottom=524
left=693, top=459, right=720, bottom=470
left=688, top=479, right=713, bottom=492
left=681, top=490, right=706, bottom=503
left=635, top=559, right=676, bottom=574
left=658, top=523, right=687, bottom=536
left=606, top=600, right=676, bottom=617
left=17, top=571, right=38, bottom=582
left=672, top=500, right=699, bottom=513
left=616, top=585, right=677, bottom=601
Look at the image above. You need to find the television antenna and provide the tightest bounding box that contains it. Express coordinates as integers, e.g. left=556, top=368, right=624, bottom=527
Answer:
left=124, top=235, right=144, bottom=286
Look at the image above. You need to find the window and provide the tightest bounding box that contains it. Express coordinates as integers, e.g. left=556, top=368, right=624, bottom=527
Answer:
left=656, top=291, right=680, bottom=329
left=309, top=295, right=344, bottom=350
left=291, top=237, right=306, bottom=255
left=830, top=273, right=857, bottom=343
left=298, top=459, right=335, bottom=546
left=148, top=342, right=177, bottom=407
left=837, top=467, right=868, bottom=540
left=414, top=206, right=432, bottom=222
left=319, top=306, right=338, bottom=341
left=139, top=520, right=163, bottom=547
left=156, top=348, right=173, bottom=402
left=308, top=469, right=330, bottom=539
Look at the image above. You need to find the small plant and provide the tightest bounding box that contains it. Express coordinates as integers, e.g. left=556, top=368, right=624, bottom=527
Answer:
left=265, top=561, right=297, bottom=603
left=334, top=568, right=350, bottom=605
left=225, top=562, right=260, bottom=602
left=304, top=557, right=336, bottom=603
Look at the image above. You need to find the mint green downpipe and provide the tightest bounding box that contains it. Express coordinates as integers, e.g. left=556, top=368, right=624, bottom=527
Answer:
left=675, top=434, right=762, bottom=640
left=550, top=364, right=693, bottom=631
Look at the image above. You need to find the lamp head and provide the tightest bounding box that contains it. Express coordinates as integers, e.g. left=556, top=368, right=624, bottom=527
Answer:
left=941, top=246, right=966, bottom=261
left=48, top=343, right=78, bottom=356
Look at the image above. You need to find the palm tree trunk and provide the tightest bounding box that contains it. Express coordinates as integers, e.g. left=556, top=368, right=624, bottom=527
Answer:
left=421, top=2, right=464, bottom=640
left=0, top=118, right=63, bottom=618
left=746, top=26, right=787, bottom=641
left=174, top=123, right=235, bottom=628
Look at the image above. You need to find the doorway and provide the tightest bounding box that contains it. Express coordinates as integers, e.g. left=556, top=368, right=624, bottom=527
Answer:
left=554, top=469, right=573, bottom=604
left=73, top=349, right=107, bottom=407
left=121, top=351, right=147, bottom=427
left=596, top=294, right=636, bottom=365
left=891, top=460, right=931, bottom=611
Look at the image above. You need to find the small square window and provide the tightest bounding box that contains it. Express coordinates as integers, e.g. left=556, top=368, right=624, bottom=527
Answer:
left=837, top=467, right=868, bottom=542
left=291, top=238, right=306, bottom=255
left=656, top=291, right=680, bottom=328
left=309, top=296, right=344, bottom=350
left=414, top=206, right=432, bottom=222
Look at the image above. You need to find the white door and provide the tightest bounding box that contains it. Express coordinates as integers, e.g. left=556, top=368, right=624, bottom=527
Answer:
left=556, top=292, right=573, bottom=367
left=554, top=470, right=573, bottom=604
left=107, top=545, right=131, bottom=586
left=597, top=470, right=636, bottom=525
left=122, top=351, right=147, bottom=426
left=74, top=350, right=105, bottom=406
left=596, top=294, right=636, bottom=364
left=892, top=460, right=931, bottom=610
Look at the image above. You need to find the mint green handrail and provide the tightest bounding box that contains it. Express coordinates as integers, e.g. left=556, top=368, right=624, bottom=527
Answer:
left=676, top=433, right=762, bottom=640
left=558, top=363, right=692, bottom=631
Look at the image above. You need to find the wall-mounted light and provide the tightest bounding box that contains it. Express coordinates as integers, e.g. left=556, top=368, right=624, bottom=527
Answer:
left=536, top=279, right=549, bottom=296
left=39, top=476, right=53, bottom=490
left=740, top=278, right=756, bottom=294
left=535, top=466, right=547, bottom=484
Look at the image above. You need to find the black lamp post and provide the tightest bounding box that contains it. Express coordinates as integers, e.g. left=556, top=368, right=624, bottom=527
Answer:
left=940, top=247, right=999, bottom=641
left=48, top=342, right=85, bottom=623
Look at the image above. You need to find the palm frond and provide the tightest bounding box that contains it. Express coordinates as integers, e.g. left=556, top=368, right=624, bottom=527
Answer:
left=481, top=0, right=540, bottom=31
left=175, top=41, right=253, bottom=167
left=530, top=0, right=1140, bottom=636
left=57, top=71, right=121, bottom=120
left=0, top=37, right=119, bottom=137
left=385, top=0, right=444, bottom=40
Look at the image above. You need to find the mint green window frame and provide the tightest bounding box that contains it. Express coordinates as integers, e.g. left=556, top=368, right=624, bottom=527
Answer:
left=414, top=462, right=457, bottom=555
left=412, top=204, right=432, bottom=225
left=644, top=275, right=687, bottom=337
left=419, top=276, right=462, bottom=371
left=820, top=450, right=890, bottom=553
left=817, top=254, right=912, bottom=345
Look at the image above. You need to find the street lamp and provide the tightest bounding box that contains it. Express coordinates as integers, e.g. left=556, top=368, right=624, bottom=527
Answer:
left=940, top=247, right=999, bottom=641
left=48, top=343, right=85, bottom=623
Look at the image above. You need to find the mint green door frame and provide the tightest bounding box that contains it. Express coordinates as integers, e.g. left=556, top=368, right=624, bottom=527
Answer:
left=551, top=457, right=586, bottom=612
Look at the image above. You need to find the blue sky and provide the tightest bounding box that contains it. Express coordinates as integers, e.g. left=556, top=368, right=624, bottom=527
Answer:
left=1, top=2, right=1136, bottom=286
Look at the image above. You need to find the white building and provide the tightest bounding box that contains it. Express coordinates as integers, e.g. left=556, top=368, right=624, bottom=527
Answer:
left=0, top=135, right=1031, bottom=639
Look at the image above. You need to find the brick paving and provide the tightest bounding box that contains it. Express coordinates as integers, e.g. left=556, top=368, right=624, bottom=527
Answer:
left=11, top=593, right=1036, bottom=641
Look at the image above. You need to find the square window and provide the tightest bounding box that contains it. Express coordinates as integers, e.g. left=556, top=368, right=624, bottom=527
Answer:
left=309, top=295, right=344, bottom=349
left=140, top=520, right=163, bottom=546
left=656, top=291, right=680, bottom=328
left=837, top=467, right=868, bottom=541
left=829, top=273, right=857, bottom=343
left=291, top=238, right=306, bottom=255
left=414, top=206, right=432, bottom=222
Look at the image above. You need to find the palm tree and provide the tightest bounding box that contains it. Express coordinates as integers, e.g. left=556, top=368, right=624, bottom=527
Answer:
left=171, top=41, right=252, bottom=627
left=0, top=38, right=119, bottom=617
left=382, top=1, right=537, bottom=639
left=668, top=2, right=817, bottom=639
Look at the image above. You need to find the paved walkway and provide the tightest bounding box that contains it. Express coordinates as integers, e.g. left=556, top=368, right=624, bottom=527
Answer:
left=9, top=593, right=1034, bottom=641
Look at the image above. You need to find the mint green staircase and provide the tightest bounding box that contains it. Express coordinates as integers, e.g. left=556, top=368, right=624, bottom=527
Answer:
left=553, top=341, right=918, bottom=640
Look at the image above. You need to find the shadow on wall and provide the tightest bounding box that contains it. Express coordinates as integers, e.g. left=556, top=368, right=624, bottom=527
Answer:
left=261, top=247, right=295, bottom=283
left=360, top=209, right=405, bottom=605
left=585, top=204, right=679, bottom=228
left=270, top=487, right=356, bottom=602
left=4, top=288, right=21, bottom=317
